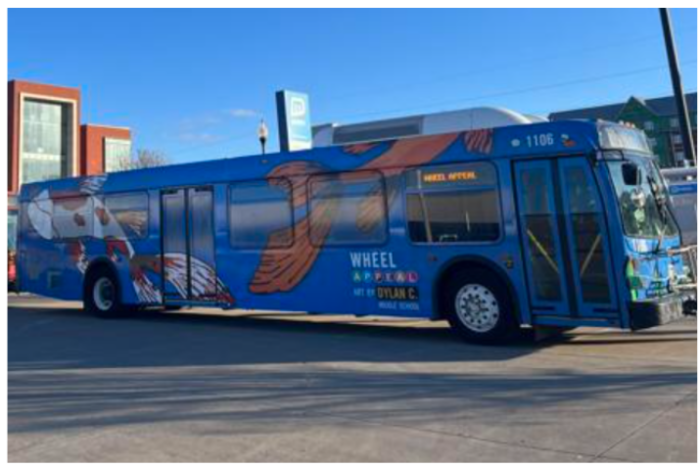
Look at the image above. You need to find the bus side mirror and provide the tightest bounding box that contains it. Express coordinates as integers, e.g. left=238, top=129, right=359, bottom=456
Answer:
left=622, top=162, right=641, bottom=186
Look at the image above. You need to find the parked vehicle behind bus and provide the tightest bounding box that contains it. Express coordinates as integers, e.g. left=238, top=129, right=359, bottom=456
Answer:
left=16, top=120, right=696, bottom=344
left=8, top=253, right=16, bottom=291
left=8, top=207, right=18, bottom=291
left=662, top=166, right=697, bottom=313
left=662, top=167, right=697, bottom=244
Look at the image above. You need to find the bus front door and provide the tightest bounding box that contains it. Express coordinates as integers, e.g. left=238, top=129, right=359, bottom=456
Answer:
left=160, top=186, right=217, bottom=303
left=514, top=157, right=619, bottom=326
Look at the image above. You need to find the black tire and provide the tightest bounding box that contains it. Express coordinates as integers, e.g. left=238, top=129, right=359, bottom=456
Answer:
left=84, top=266, right=128, bottom=318
left=442, top=268, right=520, bottom=345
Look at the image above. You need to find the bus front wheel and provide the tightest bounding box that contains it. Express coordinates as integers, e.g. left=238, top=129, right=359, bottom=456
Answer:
left=84, top=267, right=128, bottom=318
left=443, top=269, right=520, bottom=345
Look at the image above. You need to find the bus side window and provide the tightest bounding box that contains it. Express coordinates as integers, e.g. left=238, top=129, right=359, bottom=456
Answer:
left=405, top=163, right=501, bottom=244
left=53, top=197, right=93, bottom=239
left=102, top=193, right=149, bottom=239
left=308, top=171, right=388, bottom=247
left=229, top=179, right=294, bottom=249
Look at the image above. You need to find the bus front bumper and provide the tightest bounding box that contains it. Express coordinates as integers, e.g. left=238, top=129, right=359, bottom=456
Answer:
left=684, top=296, right=699, bottom=317
left=629, top=292, right=694, bottom=330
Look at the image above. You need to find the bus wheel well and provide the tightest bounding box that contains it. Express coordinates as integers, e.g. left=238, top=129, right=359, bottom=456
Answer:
left=83, top=260, right=120, bottom=300
left=433, top=260, right=518, bottom=322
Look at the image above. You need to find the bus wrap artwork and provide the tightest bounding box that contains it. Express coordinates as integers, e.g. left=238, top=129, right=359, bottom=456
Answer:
left=24, top=176, right=235, bottom=306
left=17, top=120, right=694, bottom=343
left=249, top=133, right=459, bottom=294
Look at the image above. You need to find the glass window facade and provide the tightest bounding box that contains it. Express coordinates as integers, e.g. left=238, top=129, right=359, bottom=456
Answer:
left=21, top=99, right=72, bottom=184
left=104, top=138, right=132, bottom=173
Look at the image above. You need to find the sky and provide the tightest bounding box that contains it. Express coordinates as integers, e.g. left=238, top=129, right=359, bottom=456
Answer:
left=8, top=8, right=698, bottom=164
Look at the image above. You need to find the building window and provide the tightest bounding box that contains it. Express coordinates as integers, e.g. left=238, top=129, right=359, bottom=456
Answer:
left=21, top=99, right=72, bottom=184
left=648, top=138, right=657, bottom=148
left=104, top=138, right=132, bottom=173
left=643, top=121, right=655, bottom=132
left=670, top=117, right=680, bottom=128
left=308, top=171, right=388, bottom=246
left=671, top=133, right=683, bottom=145
left=5, top=211, right=17, bottom=253
left=229, top=180, right=294, bottom=249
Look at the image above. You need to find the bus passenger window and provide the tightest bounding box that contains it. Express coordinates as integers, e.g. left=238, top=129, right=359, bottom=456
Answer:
left=103, top=193, right=149, bottom=239
left=229, top=179, right=294, bottom=249
left=53, top=197, right=93, bottom=239
left=407, top=190, right=501, bottom=243
left=309, top=171, right=388, bottom=246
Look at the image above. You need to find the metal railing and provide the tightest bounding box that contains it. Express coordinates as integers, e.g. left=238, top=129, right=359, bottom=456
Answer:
left=668, top=245, right=697, bottom=293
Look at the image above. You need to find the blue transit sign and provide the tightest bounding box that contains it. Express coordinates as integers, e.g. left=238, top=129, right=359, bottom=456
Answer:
left=276, top=90, right=312, bottom=152
left=669, top=182, right=697, bottom=196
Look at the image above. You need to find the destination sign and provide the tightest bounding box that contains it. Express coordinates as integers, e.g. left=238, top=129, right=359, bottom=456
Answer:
left=407, top=162, right=497, bottom=189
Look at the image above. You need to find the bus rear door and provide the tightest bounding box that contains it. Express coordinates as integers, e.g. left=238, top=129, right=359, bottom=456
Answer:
left=513, top=157, right=620, bottom=326
left=160, top=186, right=218, bottom=303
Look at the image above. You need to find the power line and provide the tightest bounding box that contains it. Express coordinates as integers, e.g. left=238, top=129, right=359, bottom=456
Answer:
left=161, top=53, right=697, bottom=157
left=165, top=130, right=254, bottom=158
left=524, top=86, right=699, bottom=120
left=320, top=26, right=697, bottom=103
left=164, top=61, right=696, bottom=158
left=329, top=59, right=698, bottom=123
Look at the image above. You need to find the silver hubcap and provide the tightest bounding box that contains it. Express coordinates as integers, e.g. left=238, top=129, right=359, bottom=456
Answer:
left=455, top=284, right=500, bottom=333
left=93, top=277, right=115, bottom=312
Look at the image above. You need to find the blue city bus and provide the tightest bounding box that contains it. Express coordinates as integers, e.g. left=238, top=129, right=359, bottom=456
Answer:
left=663, top=168, right=699, bottom=246
left=16, top=120, right=697, bottom=344
left=662, top=167, right=697, bottom=309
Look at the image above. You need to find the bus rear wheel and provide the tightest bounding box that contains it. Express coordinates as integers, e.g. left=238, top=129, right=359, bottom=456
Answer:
left=443, top=269, right=520, bottom=345
left=84, top=267, right=128, bottom=318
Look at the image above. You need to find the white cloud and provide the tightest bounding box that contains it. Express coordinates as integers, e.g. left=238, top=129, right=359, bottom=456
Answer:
left=168, top=108, right=261, bottom=147
left=225, top=108, right=261, bottom=119
left=177, top=132, right=223, bottom=143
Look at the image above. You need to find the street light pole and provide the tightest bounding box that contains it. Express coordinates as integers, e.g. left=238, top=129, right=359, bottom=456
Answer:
left=659, top=8, right=696, bottom=166
left=258, top=119, right=269, bottom=155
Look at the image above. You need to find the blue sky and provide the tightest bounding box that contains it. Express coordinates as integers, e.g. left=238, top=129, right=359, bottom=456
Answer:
left=9, top=8, right=698, bottom=164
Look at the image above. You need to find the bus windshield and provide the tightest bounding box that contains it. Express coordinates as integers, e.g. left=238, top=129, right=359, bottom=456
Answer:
left=607, top=153, right=678, bottom=239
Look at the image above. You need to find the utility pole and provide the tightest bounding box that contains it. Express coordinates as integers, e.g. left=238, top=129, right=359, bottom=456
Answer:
left=659, top=8, right=696, bottom=166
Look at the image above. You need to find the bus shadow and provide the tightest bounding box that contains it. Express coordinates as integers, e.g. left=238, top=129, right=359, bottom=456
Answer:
left=9, top=301, right=697, bottom=440
left=8, top=352, right=697, bottom=437
left=9, top=303, right=548, bottom=370
left=8, top=300, right=697, bottom=373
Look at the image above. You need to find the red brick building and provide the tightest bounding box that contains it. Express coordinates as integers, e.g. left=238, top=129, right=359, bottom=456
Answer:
left=7, top=80, right=132, bottom=278
left=81, top=124, right=132, bottom=175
